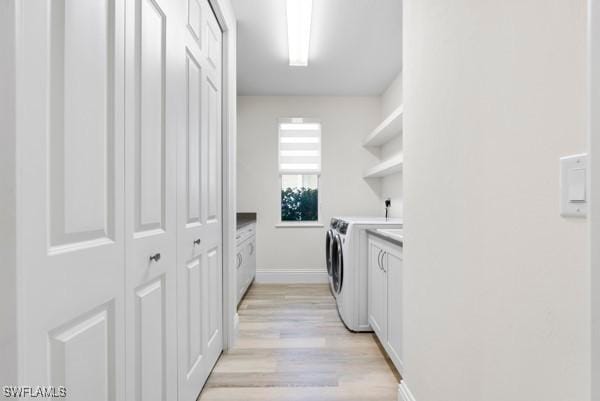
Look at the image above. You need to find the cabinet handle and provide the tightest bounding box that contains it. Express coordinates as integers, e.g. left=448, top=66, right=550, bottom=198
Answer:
left=193, top=238, right=201, bottom=245
left=149, top=253, right=161, bottom=263
left=377, top=250, right=383, bottom=270
left=381, top=251, right=387, bottom=273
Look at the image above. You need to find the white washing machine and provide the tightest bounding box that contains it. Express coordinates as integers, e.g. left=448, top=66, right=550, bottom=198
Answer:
left=326, top=217, right=403, bottom=332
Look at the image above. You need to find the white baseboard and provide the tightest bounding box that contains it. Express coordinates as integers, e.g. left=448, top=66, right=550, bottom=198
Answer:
left=255, top=268, right=328, bottom=284
left=398, top=381, right=416, bottom=401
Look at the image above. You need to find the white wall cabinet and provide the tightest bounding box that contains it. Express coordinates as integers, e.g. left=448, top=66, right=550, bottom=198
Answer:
left=368, top=235, right=404, bottom=372
left=236, top=223, right=256, bottom=304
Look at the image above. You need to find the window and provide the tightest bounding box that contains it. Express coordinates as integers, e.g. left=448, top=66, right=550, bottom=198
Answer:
left=278, top=118, right=321, bottom=223
left=281, top=174, right=319, bottom=221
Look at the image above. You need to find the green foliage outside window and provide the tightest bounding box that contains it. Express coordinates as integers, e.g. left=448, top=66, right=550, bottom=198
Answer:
left=281, top=187, right=318, bottom=221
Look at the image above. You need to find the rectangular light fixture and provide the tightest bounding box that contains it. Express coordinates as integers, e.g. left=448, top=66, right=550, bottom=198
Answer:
left=286, top=0, right=313, bottom=66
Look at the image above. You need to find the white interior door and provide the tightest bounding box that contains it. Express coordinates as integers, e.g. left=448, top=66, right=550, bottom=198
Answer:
left=177, top=0, right=224, bottom=399
left=124, top=0, right=181, bottom=400
left=17, top=0, right=126, bottom=399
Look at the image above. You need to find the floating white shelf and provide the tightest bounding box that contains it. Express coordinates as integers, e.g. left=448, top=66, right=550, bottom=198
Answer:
left=362, top=105, right=403, bottom=147
left=363, top=153, right=403, bottom=178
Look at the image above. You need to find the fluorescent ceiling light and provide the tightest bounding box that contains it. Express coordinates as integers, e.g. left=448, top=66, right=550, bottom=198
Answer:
left=280, top=122, right=320, bottom=131
left=286, top=0, right=313, bottom=66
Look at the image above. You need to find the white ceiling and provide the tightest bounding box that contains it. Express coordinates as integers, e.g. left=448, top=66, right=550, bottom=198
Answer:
left=232, top=0, right=403, bottom=96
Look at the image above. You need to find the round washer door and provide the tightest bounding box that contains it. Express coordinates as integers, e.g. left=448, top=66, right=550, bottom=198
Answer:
left=331, top=234, right=344, bottom=294
left=325, top=229, right=334, bottom=277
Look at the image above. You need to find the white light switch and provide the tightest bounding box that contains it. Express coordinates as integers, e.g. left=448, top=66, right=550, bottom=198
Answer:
left=560, top=153, right=588, bottom=218
left=568, top=168, right=586, bottom=202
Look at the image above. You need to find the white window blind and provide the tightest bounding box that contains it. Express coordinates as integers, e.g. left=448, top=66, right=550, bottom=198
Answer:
left=278, top=118, right=321, bottom=174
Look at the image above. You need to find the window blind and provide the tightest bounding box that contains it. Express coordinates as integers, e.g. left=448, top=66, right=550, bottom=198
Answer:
left=278, top=118, right=321, bottom=174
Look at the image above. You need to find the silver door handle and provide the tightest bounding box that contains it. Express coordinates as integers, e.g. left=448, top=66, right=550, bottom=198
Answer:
left=193, top=238, right=201, bottom=245
left=377, top=250, right=383, bottom=270
left=149, top=253, right=161, bottom=263
left=381, top=252, right=387, bottom=273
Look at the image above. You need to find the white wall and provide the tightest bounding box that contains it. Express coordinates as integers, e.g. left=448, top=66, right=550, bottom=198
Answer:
left=382, top=72, right=403, bottom=118
left=237, top=96, right=382, bottom=275
left=403, top=1, right=589, bottom=400
left=380, top=72, right=403, bottom=218
left=0, top=0, right=17, bottom=384
left=590, top=0, right=600, bottom=397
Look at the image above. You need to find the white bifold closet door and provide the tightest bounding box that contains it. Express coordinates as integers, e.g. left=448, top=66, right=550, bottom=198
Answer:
left=176, top=0, right=224, bottom=399
left=15, top=0, right=223, bottom=400
left=17, top=0, right=127, bottom=400
left=123, top=0, right=180, bottom=400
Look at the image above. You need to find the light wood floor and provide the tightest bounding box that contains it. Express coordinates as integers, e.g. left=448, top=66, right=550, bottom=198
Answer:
left=198, top=283, right=401, bottom=401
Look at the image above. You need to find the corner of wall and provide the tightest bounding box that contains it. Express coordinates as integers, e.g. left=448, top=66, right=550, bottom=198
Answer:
left=378, top=70, right=403, bottom=219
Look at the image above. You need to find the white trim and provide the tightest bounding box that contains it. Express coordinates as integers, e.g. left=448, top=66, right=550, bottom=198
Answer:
left=255, top=268, right=328, bottom=284
left=0, top=0, right=18, bottom=384
left=209, top=0, right=237, bottom=351
left=275, top=223, right=324, bottom=228
left=398, top=381, right=417, bottom=401
left=591, top=0, right=600, bottom=397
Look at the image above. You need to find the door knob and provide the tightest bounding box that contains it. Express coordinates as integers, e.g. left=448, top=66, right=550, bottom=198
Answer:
left=193, top=238, right=201, bottom=245
left=149, top=253, right=161, bottom=262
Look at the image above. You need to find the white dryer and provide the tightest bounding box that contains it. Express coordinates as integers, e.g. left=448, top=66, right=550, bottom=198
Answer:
left=326, top=217, right=403, bottom=332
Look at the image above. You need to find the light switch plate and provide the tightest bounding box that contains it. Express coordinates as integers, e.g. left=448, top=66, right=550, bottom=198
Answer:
left=560, top=153, right=588, bottom=218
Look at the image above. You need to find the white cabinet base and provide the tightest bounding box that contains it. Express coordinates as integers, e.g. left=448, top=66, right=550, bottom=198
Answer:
left=368, top=234, right=404, bottom=373
left=236, top=223, right=256, bottom=306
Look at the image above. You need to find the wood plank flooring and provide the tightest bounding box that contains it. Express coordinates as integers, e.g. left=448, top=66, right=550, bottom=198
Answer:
left=198, top=284, right=400, bottom=401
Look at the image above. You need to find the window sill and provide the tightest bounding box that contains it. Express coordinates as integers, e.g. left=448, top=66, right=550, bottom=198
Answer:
left=275, top=222, right=324, bottom=228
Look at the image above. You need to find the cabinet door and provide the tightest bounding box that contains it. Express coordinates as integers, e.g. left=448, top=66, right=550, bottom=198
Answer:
left=368, top=238, right=387, bottom=342
left=235, top=245, right=245, bottom=304
left=247, top=236, right=256, bottom=285
left=386, top=246, right=403, bottom=371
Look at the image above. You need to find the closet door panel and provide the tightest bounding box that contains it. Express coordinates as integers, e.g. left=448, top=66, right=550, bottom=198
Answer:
left=124, top=0, right=180, bottom=400
left=17, top=0, right=126, bottom=398
left=186, top=50, right=203, bottom=225
left=48, top=0, right=116, bottom=247
left=177, top=0, right=223, bottom=399
left=135, top=0, right=166, bottom=232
